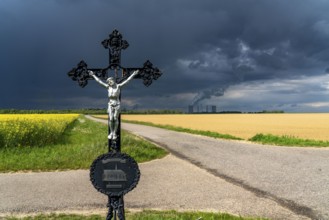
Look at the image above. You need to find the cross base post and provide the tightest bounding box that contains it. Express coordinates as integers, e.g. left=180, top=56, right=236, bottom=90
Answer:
left=106, top=196, right=125, bottom=220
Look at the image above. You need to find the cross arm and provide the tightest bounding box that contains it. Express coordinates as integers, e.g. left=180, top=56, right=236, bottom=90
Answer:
left=67, top=60, right=108, bottom=88
left=120, top=60, right=162, bottom=87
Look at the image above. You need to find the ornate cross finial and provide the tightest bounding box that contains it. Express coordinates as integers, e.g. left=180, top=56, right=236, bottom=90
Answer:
left=102, top=29, right=129, bottom=69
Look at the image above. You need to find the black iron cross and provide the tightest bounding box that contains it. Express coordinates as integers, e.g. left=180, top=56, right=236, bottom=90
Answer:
left=68, top=29, right=162, bottom=88
left=67, top=29, right=162, bottom=220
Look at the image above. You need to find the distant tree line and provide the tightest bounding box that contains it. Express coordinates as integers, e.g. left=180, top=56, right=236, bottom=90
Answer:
left=0, top=108, right=184, bottom=114
left=121, top=109, right=184, bottom=114
left=259, top=110, right=284, bottom=113
left=0, top=108, right=283, bottom=114
left=188, top=110, right=285, bottom=114
left=0, top=109, right=107, bottom=114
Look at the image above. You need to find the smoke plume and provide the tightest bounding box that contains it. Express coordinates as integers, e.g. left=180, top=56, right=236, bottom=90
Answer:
left=192, top=87, right=227, bottom=105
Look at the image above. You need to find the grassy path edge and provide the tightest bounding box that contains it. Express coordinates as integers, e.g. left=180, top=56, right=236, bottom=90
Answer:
left=4, top=210, right=267, bottom=220
left=122, top=119, right=243, bottom=140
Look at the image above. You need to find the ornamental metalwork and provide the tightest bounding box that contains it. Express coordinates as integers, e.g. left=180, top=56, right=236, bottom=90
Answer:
left=67, top=29, right=162, bottom=89
left=90, top=152, right=140, bottom=197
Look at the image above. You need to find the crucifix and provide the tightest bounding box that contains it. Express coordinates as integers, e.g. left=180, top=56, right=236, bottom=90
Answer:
left=67, top=29, right=162, bottom=220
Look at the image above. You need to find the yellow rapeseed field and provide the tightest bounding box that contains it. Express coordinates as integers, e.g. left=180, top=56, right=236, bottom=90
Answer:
left=121, top=114, right=329, bottom=141
left=0, top=114, right=79, bottom=147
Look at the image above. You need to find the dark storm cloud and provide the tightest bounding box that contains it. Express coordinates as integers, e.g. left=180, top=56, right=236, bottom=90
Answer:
left=1, top=0, right=329, bottom=111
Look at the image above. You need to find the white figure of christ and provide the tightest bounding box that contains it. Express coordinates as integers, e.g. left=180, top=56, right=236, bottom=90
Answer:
left=89, top=70, right=139, bottom=140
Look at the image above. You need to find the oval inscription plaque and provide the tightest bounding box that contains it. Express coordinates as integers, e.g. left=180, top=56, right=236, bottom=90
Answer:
left=90, top=152, right=140, bottom=197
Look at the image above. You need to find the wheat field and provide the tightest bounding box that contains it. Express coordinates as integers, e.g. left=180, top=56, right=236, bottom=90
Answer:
left=121, top=114, right=329, bottom=141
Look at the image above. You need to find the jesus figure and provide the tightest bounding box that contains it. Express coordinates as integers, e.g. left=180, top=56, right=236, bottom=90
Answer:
left=89, top=70, right=139, bottom=140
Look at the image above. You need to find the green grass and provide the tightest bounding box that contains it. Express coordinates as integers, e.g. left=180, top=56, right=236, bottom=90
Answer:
left=121, top=129, right=168, bottom=162
left=249, top=133, right=329, bottom=147
left=5, top=210, right=266, bottom=220
left=122, top=120, right=243, bottom=141
left=0, top=116, right=167, bottom=172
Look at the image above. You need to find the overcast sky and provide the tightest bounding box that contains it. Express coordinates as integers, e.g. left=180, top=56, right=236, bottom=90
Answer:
left=1, top=0, right=329, bottom=112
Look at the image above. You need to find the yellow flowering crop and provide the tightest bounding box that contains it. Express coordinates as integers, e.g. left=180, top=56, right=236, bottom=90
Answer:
left=0, top=114, right=79, bottom=148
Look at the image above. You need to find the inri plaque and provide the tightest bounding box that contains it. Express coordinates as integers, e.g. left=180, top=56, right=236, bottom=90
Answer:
left=90, top=152, right=140, bottom=197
